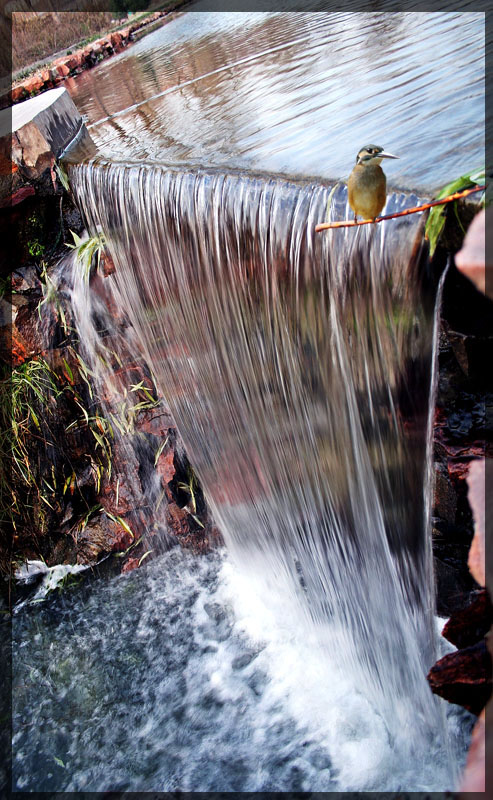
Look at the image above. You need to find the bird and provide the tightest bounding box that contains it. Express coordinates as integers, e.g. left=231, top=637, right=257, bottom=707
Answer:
left=347, top=144, right=399, bottom=222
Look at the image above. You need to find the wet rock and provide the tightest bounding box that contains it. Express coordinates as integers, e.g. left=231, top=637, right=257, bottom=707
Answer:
left=155, top=448, right=176, bottom=486
left=5, top=185, right=36, bottom=208
left=203, top=601, right=228, bottom=623
left=121, top=557, right=140, bottom=574
left=11, top=265, right=41, bottom=293
left=165, top=501, right=190, bottom=538
left=232, top=650, right=258, bottom=670
left=75, top=513, right=133, bottom=564
left=442, top=590, right=493, bottom=650
left=100, top=440, right=143, bottom=517
left=134, top=405, right=175, bottom=437
left=433, top=461, right=457, bottom=523
left=13, top=300, right=49, bottom=357
left=427, top=639, right=492, bottom=715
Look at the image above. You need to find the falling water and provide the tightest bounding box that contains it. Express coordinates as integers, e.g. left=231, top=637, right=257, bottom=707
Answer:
left=54, top=158, right=470, bottom=789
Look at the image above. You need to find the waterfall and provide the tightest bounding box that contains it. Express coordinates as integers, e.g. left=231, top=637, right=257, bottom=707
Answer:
left=69, top=159, right=448, bottom=753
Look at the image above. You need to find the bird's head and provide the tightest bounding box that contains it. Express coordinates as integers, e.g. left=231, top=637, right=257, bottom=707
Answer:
left=356, top=144, right=399, bottom=166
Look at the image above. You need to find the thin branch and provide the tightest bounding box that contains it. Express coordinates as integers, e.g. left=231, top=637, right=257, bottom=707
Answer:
left=314, top=184, right=486, bottom=232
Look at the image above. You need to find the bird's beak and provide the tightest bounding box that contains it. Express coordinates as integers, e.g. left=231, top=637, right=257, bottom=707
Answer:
left=379, top=152, right=399, bottom=159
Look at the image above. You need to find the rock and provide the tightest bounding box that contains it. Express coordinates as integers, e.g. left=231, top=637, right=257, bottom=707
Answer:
left=232, top=651, right=258, bottom=670
left=432, top=553, right=477, bottom=617
left=11, top=86, right=26, bottom=103
left=110, top=32, right=123, bottom=49
left=433, top=461, right=457, bottom=523
left=155, top=448, right=175, bottom=486
left=6, top=185, right=36, bottom=207
left=442, top=589, right=493, bottom=649
left=427, top=639, right=492, bottom=715
left=23, top=74, right=44, bottom=95
left=75, top=512, right=133, bottom=564
left=134, top=405, right=175, bottom=436
left=122, top=557, right=140, bottom=574
left=0, top=88, right=88, bottom=206
left=55, top=62, right=70, bottom=78
left=64, top=53, right=82, bottom=72
left=166, top=502, right=190, bottom=539
left=100, top=440, right=142, bottom=517
left=14, top=300, right=51, bottom=356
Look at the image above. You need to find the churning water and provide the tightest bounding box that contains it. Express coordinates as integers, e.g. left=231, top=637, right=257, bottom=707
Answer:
left=13, top=547, right=468, bottom=793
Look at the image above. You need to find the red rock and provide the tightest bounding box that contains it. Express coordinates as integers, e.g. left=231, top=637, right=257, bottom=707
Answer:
left=156, top=448, right=175, bottom=486
left=55, top=63, right=70, bottom=78
left=1, top=325, right=17, bottom=365
left=122, top=557, right=140, bottom=574
left=40, top=70, right=50, bottom=83
left=14, top=301, right=49, bottom=356
left=447, top=458, right=475, bottom=482
left=134, top=406, right=174, bottom=437
left=23, top=74, right=44, bottom=95
left=166, top=502, right=190, bottom=538
left=11, top=86, right=26, bottom=102
left=65, top=53, right=82, bottom=72
left=0, top=185, right=35, bottom=207
left=100, top=252, right=116, bottom=276
left=442, top=590, right=493, bottom=649
left=427, top=639, right=492, bottom=715
left=110, top=32, right=123, bottom=49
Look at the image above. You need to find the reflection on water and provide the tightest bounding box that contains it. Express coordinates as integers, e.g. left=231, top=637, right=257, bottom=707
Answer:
left=67, top=11, right=484, bottom=190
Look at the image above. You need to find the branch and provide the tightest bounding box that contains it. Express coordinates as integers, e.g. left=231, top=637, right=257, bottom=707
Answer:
left=314, top=184, right=486, bottom=232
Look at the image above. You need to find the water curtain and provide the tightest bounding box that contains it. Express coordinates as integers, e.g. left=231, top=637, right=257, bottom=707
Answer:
left=69, top=160, right=443, bottom=736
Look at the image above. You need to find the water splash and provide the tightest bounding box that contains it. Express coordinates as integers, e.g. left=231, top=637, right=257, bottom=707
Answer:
left=69, top=159, right=455, bottom=778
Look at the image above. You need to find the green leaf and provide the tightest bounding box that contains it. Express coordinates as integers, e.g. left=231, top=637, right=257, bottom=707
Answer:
left=425, top=168, right=485, bottom=256
left=62, top=358, right=73, bottom=383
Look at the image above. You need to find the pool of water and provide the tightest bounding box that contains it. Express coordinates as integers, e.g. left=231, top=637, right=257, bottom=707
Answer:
left=12, top=547, right=473, bottom=793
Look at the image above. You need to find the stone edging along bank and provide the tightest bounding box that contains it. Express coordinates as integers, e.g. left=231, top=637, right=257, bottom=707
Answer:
left=3, top=11, right=171, bottom=110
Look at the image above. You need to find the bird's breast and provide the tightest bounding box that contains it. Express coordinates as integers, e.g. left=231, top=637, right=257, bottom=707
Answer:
left=348, top=164, right=387, bottom=219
